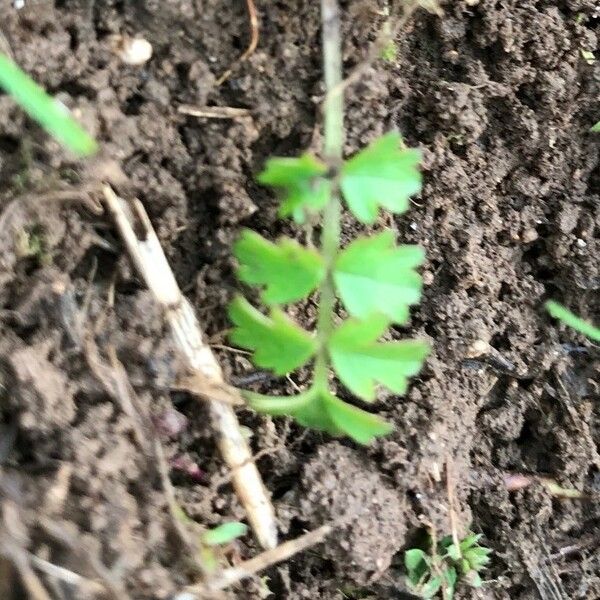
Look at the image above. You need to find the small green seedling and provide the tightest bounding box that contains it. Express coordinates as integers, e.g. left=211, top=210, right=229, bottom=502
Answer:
left=545, top=300, right=600, bottom=342
left=201, top=521, right=248, bottom=546
left=591, top=121, right=600, bottom=132
left=380, top=40, right=397, bottom=62
left=15, top=225, right=49, bottom=265
left=200, top=521, right=248, bottom=573
left=173, top=502, right=248, bottom=573
left=229, top=132, right=429, bottom=444
left=405, top=533, right=492, bottom=599
left=0, top=53, right=97, bottom=156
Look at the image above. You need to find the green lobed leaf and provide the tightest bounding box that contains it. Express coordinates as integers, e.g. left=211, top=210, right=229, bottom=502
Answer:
left=246, top=388, right=343, bottom=434
left=234, top=230, right=324, bottom=304
left=464, top=548, right=491, bottom=570
left=405, top=549, right=430, bottom=587
left=405, top=548, right=429, bottom=573
left=334, top=230, right=424, bottom=323
left=459, top=533, right=483, bottom=551
left=258, top=154, right=330, bottom=223
left=439, top=535, right=453, bottom=550
left=202, top=522, right=248, bottom=546
left=228, top=297, right=316, bottom=375
left=328, top=316, right=430, bottom=401
left=591, top=121, right=600, bottom=132
left=446, top=543, right=461, bottom=562
left=545, top=300, right=600, bottom=341
left=459, top=558, right=471, bottom=575
left=0, top=53, right=97, bottom=156
left=324, top=391, right=393, bottom=443
left=421, top=576, right=442, bottom=598
left=340, top=132, right=422, bottom=224
left=246, top=387, right=393, bottom=444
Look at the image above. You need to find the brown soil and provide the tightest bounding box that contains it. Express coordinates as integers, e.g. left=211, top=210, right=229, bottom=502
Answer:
left=1, top=0, right=599, bottom=599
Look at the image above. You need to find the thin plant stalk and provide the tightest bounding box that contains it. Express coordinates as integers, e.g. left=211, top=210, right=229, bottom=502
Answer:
left=314, top=0, right=344, bottom=391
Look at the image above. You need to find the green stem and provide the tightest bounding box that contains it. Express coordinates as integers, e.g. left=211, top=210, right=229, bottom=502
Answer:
left=314, top=0, right=344, bottom=391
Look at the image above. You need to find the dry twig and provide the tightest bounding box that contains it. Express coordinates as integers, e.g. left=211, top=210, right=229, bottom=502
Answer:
left=178, top=105, right=251, bottom=120
left=101, top=185, right=278, bottom=550
left=185, top=524, right=332, bottom=596
left=83, top=338, right=150, bottom=453
left=9, top=555, right=52, bottom=600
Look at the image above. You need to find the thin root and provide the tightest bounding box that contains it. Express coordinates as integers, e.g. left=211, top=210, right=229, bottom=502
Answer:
left=216, top=0, right=259, bottom=86
left=38, top=518, right=130, bottom=600
left=28, top=553, right=107, bottom=596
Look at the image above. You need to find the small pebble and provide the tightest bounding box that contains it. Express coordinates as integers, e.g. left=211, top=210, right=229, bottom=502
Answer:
left=521, top=228, right=538, bottom=243
left=466, top=339, right=490, bottom=358
left=116, top=36, right=153, bottom=66
left=422, top=270, right=434, bottom=285
left=576, top=238, right=587, bottom=248
left=170, top=454, right=205, bottom=483
left=152, top=408, right=188, bottom=439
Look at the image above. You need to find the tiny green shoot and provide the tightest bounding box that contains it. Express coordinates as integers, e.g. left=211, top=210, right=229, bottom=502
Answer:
left=591, top=120, right=600, bottom=132
left=405, top=532, right=492, bottom=599
left=199, top=521, right=248, bottom=574
left=0, top=52, right=97, bottom=156
left=202, top=521, right=248, bottom=546
left=15, top=225, right=49, bottom=265
left=545, top=300, right=600, bottom=342
left=380, top=40, right=397, bottom=62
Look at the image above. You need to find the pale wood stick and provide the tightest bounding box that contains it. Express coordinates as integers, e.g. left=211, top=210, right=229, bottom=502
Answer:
left=102, top=185, right=278, bottom=550
left=178, top=105, right=251, bottom=120
left=183, top=524, right=332, bottom=596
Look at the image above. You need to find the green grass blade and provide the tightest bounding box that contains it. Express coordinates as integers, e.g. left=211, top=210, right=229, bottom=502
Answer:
left=0, top=53, right=97, bottom=156
left=545, top=300, right=600, bottom=342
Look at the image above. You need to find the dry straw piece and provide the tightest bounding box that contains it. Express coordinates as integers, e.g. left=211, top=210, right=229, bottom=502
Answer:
left=102, top=185, right=278, bottom=551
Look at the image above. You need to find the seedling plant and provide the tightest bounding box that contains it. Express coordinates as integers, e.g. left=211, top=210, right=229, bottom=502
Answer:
left=228, top=2, right=429, bottom=444
left=200, top=521, right=248, bottom=573
left=405, top=532, right=492, bottom=599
